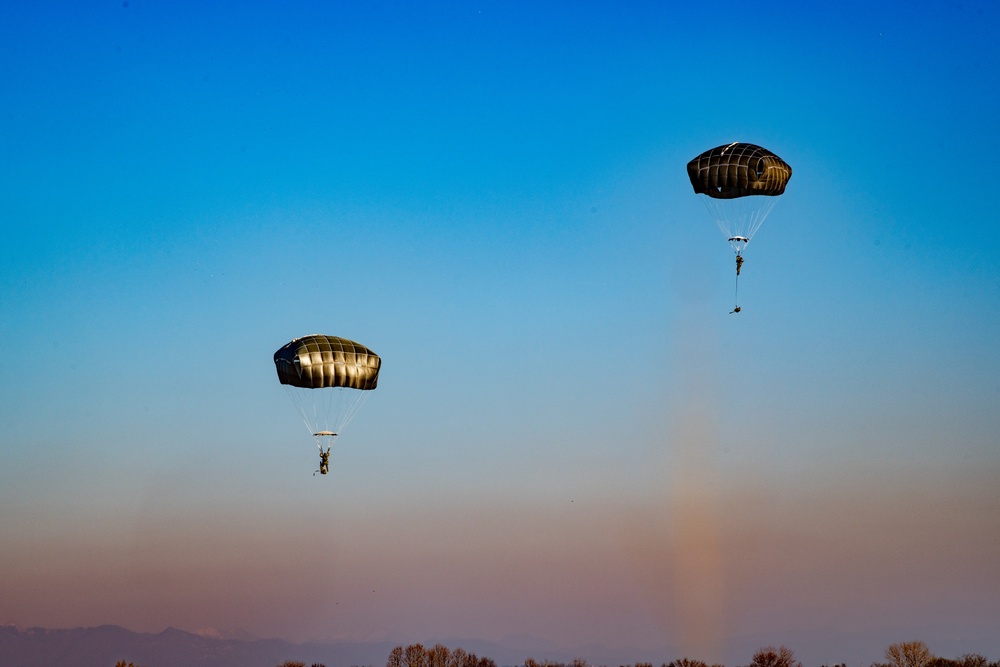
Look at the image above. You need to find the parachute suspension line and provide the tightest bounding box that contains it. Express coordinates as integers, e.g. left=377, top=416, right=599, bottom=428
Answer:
left=283, top=384, right=321, bottom=447
left=699, top=194, right=779, bottom=250
left=699, top=197, right=730, bottom=241
left=336, top=390, right=371, bottom=437
left=282, top=385, right=371, bottom=451
left=744, top=195, right=778, bottom=241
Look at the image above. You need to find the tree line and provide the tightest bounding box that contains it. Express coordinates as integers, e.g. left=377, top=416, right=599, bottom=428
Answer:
left=386, top=643, right=498, bottom=667
left=115, top=640, right=1000, bottom=667
left=405, top=641, right=997, bottom=667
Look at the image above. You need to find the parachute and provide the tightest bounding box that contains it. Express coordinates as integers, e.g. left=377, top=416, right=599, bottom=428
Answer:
left=687, top=142, right=791, bottom=312
left=274, top=334, right=381, bottom=464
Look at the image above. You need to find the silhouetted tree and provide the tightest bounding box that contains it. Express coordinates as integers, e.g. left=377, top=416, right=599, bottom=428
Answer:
left=928, top=658, right=957, bottom=667
left=926, top=653, right=992, bottom=667
left=525, top=660, right=564, bottom=667
left=742, top=646, right=801, bottom=667
left=386, top=643, right=499, bottom=667
left=884, top=642, right=934, bottom=667
left=277, top=662, right=306, bottom=667
left=525, top=659, right=591, bottom=667
left=449, top=647, right=469, bottom=667
left=405, top=644, right=429, bottom=667
left=427, top=644, right=450, bottom=667
left=665, top=659, right=719, bottom=667
left=958, top=656, right=988, bottom=667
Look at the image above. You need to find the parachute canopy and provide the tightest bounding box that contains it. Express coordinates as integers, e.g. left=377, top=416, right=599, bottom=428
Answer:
left=687, top=142, right=791, bottom=199
left=687, top=142, right=792, bottom=255
left=274, top=334, right=380, bottom=390
left=274, top=334, right=381, bottom=449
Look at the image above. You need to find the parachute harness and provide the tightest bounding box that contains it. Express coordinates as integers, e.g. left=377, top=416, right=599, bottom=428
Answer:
left=315, top=448, right=331, bottom=476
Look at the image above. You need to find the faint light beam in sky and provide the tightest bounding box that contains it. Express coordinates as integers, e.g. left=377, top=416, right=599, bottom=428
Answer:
left=668, top=304, right=725, bottom=662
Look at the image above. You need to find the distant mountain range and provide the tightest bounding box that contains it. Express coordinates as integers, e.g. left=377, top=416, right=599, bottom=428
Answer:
left=0, top=624, right=570, bottom=667
left=3, top=622, right=999, bottom=667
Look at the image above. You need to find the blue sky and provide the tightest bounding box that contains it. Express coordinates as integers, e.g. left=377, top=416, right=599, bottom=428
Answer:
left=2, top=1, right=999, bottom=665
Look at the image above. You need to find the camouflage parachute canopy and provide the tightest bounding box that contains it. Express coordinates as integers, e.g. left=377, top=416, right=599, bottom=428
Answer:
left=687, top=142, right=792, bottom=199
left=274, top=334, right=381, bottom=390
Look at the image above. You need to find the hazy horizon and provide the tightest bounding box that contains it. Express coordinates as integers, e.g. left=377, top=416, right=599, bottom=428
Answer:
left=2, top=2, right=998, bottom=667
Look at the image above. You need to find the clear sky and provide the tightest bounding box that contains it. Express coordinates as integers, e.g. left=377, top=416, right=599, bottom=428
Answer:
left=1, top=1, right=998, bottom=665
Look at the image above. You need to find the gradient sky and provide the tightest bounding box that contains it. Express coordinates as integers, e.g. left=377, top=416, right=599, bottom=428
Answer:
left=2, top=1, right=999, bottom=666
